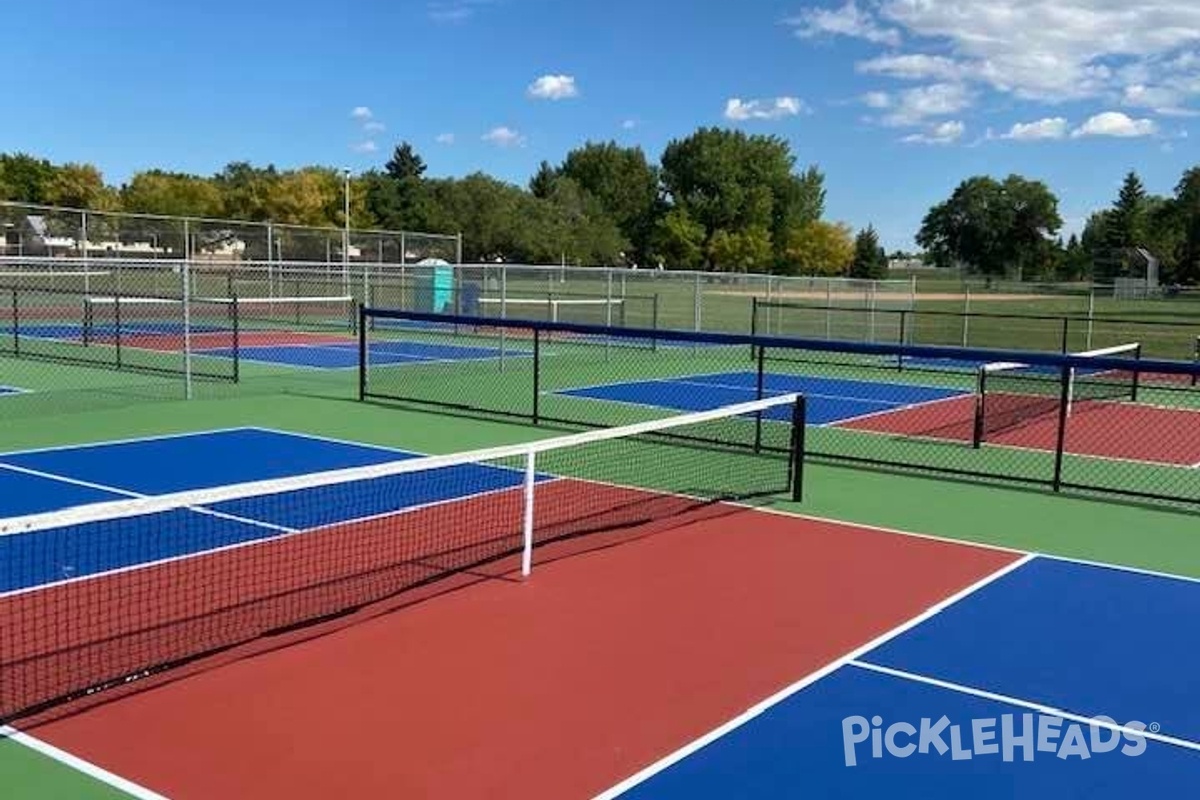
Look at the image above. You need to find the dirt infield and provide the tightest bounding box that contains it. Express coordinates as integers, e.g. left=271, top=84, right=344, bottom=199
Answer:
left=709, top=289, right=1061, bottom=302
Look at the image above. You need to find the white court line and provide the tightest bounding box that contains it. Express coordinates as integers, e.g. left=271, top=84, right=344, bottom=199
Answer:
left=591, top=553, right=1038, bottom=799
left=1, top=726, right=170, bottom=800
left=747, top=504, right=1200, bottom=587
left=0, top=462, right=144, bottom=499
left=821, top=391, right=971, bottom=428
left=0, top=427, right=256, bottom=459
left=848, top=660, right=1200, bottom=753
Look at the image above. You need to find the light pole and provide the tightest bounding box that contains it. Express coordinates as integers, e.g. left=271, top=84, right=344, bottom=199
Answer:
left=342, top=168, right=351, bottom=296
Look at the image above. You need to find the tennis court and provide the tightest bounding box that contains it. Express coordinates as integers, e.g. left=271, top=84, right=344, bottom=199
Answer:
left=556, top=368, right=1200, bottom=466
left=3, top=424, right=1200, bottom=797
left=2, top=294, right=531, bottom=370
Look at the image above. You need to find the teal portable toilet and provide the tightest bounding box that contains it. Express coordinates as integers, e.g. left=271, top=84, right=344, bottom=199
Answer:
left=433, top=265, right=454, bottom=312
left=412, top=258, right=451, bottom=311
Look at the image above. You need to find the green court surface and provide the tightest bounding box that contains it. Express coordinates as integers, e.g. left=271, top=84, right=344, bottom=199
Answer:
left=2, top=336, right=1199, bottom=798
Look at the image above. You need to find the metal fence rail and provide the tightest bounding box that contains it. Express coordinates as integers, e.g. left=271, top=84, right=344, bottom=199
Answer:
left=752, top=298, right=1200, bottom=363
left=360, top=307, right=1200, bottom=511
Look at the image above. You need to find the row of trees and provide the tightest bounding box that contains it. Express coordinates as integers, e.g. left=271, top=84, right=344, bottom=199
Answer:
left=0, top=130, right=890, bottom=277
left=917, top=167, right=1200, bottom=284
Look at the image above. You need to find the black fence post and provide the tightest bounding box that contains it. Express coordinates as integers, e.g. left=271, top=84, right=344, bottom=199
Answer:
left=11, top=289, right=18, bottom=357
left=749, top=296, right=759, bottom=362
left=357, top=304, right=367, bottom=401
left=115, top=293, right=123, bottom=370
left=532, top=327, right=541, bottom=425
left=1194, top=336, right=1199, bottom=387
left=1060, top=317, right=1070, bottom=354
left=898, top=310, right=908, bottom=370
left=790, top=395, right=807, bottom=503
left=232, top=296, right=241, bottom=384
left=651, top=292, right=660, bottom=353
left=754, top=344, right=767, bottom=453
left=1051, top=364, right=1072, bottom=492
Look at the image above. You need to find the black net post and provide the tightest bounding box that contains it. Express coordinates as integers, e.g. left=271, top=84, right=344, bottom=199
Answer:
left=357, top=304, right=367, bottom=401
left=532, top=328, right=541, bottom=425
left=790, top=395, right=807, bottom=503
left=971, top=368, right=987, bottom=449
left=1131, top=344, right=1142, bottom=402
left=1052, top=364, right=1072, bottom=492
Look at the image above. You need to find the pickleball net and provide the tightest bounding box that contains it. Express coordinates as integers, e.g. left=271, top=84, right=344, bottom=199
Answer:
left=0, top=393, right=804, bottom=723
left=972, top=342, right=1142, bottom=447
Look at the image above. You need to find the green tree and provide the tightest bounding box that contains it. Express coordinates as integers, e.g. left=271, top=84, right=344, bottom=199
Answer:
left=215, top=162, right=279, bottom=221
left=709, top=225, right=773, bottom=272
left=651, top=208, right=706, bottom=269
left=539, top=176, right=627, bottom=264
left=850, top=225, right=888, bottom=279
left=1176, top=167, right=1200, bottom=284
left=0, top=153, right=57, bottom=203
left=659, top=127, right=822, bottom=270
left=1106, top=170, right=1148, bottom=251
left=43, top=163, right=114, bottom=210
left=782, top=220, right=854, bottom=275
left=1060, top=234, right=1092, bottom=281
left=916, top=175, right=1061, bottom=281
left=385, top=143, right=426, bottom=182
left=528, top=161, right=559, bottom=200
left=558, top=142, right=660, bottom=265
left=121, top=171, right=224, bottom=218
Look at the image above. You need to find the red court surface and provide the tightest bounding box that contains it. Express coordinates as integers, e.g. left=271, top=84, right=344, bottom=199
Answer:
left=120, top=330, right=353, bottom=351
left=28, top=508, right=1018, bottom=799
left=841, top=394, right=1200, bottom=465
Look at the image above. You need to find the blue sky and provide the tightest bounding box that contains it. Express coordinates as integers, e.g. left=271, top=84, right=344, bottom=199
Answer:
left=2, top=0, right=1197, bottom=249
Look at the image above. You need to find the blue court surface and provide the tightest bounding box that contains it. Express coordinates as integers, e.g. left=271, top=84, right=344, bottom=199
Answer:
left=0, top=428, right=542, bottom=594
left=197, top=340, right=531, bottom=369
left=558, top=371, right=967, bottom=425
left=605, top=556, right=1200, bottom=798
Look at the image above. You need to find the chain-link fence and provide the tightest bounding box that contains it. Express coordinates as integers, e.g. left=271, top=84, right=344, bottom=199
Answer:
left=753, top=298, right=1200, bottom=362
left=0, top=201, right=461, bottom=267
left=360, top=307, right=1200, bottom=510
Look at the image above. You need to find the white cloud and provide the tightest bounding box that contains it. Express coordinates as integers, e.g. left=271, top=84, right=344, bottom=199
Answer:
left=785, top=2, right=901, bottom=47
left=482, top=126, right=526, bottom=147
left=881, top=83, right=972, bottom=126
left=351, top=106, right=373, bottom=121
left=1071, top=111, right=1159, bottom=138
left=902, top=120, right=966, bottom=145
left=1001, top=117, right=1069, bottom=141
left=848, top=0, right=1200, bottom=105
left=363, top=121, right=386, bottom=133
left=724, top=96, right=807, bottom=121
left=857, top=54, right=963, bottom=82
left=861, top=91, right=891, bottom=109
left=435, top=132, right=456, bottom=145
left=528, top=75, right=579, bottom=100
left=621, top=119, right=638, bottom=130
left=427, top=0, right=492, bottom=23
left=351, top=140, right=378, bottom=154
